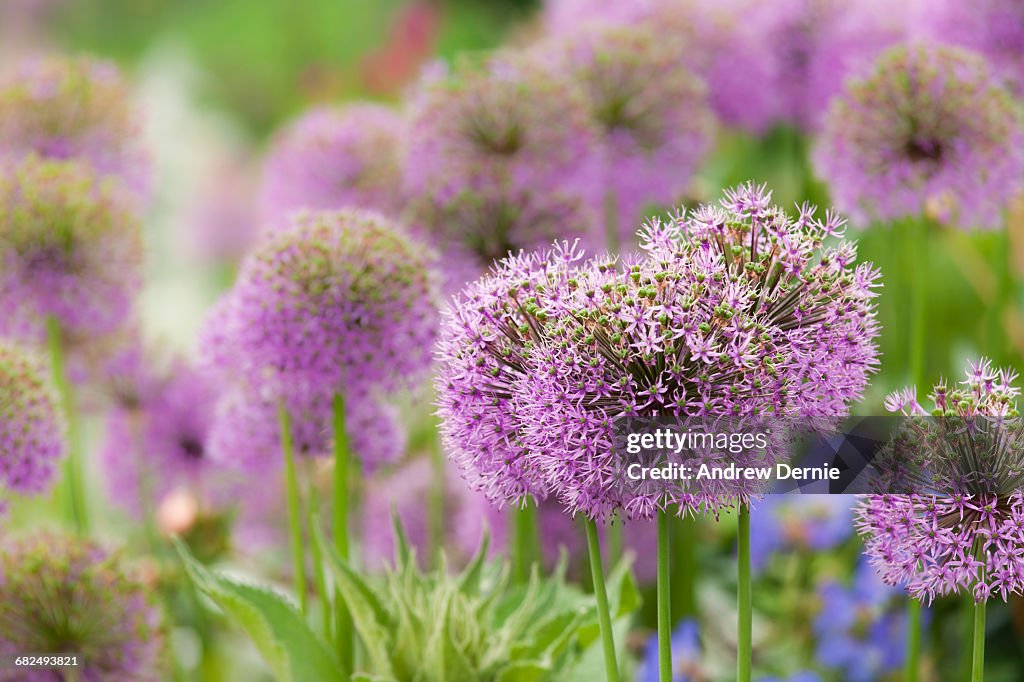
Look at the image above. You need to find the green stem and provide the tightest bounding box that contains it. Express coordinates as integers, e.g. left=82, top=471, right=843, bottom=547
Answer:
left=657, top=511, right=672, bottom=682
left=584, top=518, right=620, bottom=682
left=511, top=501, right=539, bottom=584
left=607, top=515, right=624, bottom=560
left=905, top=599, right=921, bottom=682
left=331, top=394, right=354, bottom=671
left=47, top=317, right=87, bottom=534
left=908, top=218, right=927, bottom=386
left=737, top=503, right=752, bottom=682
left=604, top=189, right=620, bottom=255
left=278, top=404, right=308, bottom=616
left=306, top=477, right=332, bottom=639
left=972, top=598, right=986, bottom=682
left=672, top=515, right=698, bottom=621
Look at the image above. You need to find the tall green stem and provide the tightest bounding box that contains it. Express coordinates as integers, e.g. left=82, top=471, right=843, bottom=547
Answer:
left=972, top=598, right=986, bottom=682
left=306, top=478, right=332, bottom=639
left=672, top=515, right=698, bottom=621
left=331, top=394, right=354, bottom=671
left=905, top=599, right=921, bottom=682
left=657, top=511, right=672, bottom=682
left=47, top=317, right=87, bottom=534
left=278, top=405, right=307, bottom=615
left=908, top=217, right=927, bottom=386
left=737, top=503, right=752, bottom=682
left=584, top=518, right=620, bottom=682
left=607, top=516, right=624, bottom=560
left=511, top=502, right=539, bottom=584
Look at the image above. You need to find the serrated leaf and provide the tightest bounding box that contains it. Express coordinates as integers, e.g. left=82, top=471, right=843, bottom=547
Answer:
left=315, top=526, right=396, bottom=677
left=174, top=539, right=346, bottom=682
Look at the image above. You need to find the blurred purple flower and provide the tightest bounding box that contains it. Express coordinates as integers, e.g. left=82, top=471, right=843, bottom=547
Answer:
left=757, top=673, right=822, bottom=682
left=815, top=43, right=1024, bottom=229
left=750, top=495, right=854, bottom=571
left=185, top=154, right=260, bottom=266
left=0, top=156, right=143, bottom=343
left=0, top=535, right=166, bottom=681
left=403, top=53, right=600, bottom=265
left=814, top=562, right=906, bottom=682
left=0, top=55, right=150, bottom=202
left=913, top=0, right=1024, bottom=95
left=636, top=618, right=703, bottom=682
left=0, top=342, right=65, bottom=506
left=517, top=184, right=880, bottom=521
left=856, top=358, right=1024, bottom=603
left=200, top=209, right=440, bottom=401
left=539, top=22, right=715, bottom=247
left=260, top=103, right=405, bottom=228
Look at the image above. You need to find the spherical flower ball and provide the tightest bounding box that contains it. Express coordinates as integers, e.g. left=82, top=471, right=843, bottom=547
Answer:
left=543, top=22, right=715, bottom=246
left=434, top=240, right=586, bottom=506
left=0, top=156, right=143, bottom=343
left=208, top=209, right=440, bottom=399
left=0, top=535, right=166, bottom=681
left=815, top=43, right=1024, bottom=230
left=914, top=0, right=1024, bottom=96
left=260, top=103, right=405, bottom=228
left=856, top=359, right=1024, bottom=603
left=0, top=55, right=149, bottom=200
left=207, top=384, right=406, bottom=474
left=0, top=342, right=65, bottom=504
left=517, top=183, right=881, bottom=521
left=403, top=53, right=600, bottom=263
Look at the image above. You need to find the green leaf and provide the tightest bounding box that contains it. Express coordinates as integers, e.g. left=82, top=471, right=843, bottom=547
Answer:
left=315, top=525, right=396, bottom=677
left=606, top=556, right=642, bottom=618
left=495, top=661, right=550, bottom=682
left=173, top=539, right=346, bottom=682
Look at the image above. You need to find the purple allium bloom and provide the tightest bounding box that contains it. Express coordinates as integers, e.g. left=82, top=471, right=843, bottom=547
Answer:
left=750, top=495, right=854, bottom=571
left=913, top=0, right=1024, bottom=96
left=723, top=0, right=906, bottom=132
left=185, top=155, right=260, bottom=266
left=0, top=55, right=149, bottom=201
left=260, top=104, right=404, bottom=228
left=403, top=53, right=599, bottom=264
left=0, top=156, right=143, bottom=343
left=815, top=43, right=1024, bottom=230
left=0, top=535, right=166, bottom=681
left=202, top=209, right=439, bottom=400
left=636, top=618, right=703, bottom=682
left=434, top=241, right=585, bottom=506
left=541, top=22, right=715, bottom=246
left=856, top=358, right=1024, bottom=603
left=518, top=184, right=880, bottom=521
left=814, top=561, right=906, bottom=682
left=0, top=343, right=65, bottom=505
left=99, top=358, right=224, bottom=514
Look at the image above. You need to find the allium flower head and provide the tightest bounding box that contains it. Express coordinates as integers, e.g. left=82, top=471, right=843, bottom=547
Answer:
left=0, top=535, right=166, bottom=681
left=915, top=0, right=1024, bottom=95
left=518, top=184, right=880, bottom=520
left=435, top=241, right=585, bottom=505
left=0, top=156, right=143, bottom=342
left=404, top=53, right=599, bottom=263
left=544, top=22, right=715, bottom=245
left=0, top=55, right=149, bottom=199
left=205, top=209, right=439, bottom=399
left=814, top=562, right=906, bottom=682
left=0, top=343, right=65, bottom=505
left=815, top=43, right=1024, bottom=229
left=260, top=103, right=404, bottom=227
left=856, top=358, right=1024, bottom=603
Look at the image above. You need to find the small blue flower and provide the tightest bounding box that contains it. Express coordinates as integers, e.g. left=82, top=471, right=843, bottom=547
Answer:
left=636, top=618, right=701, bottom=682
left=814, top=562, right=911, bottom=682
left=758, top=673, right=822, bottom=682
left=750, top=495, right=854, bottom=572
